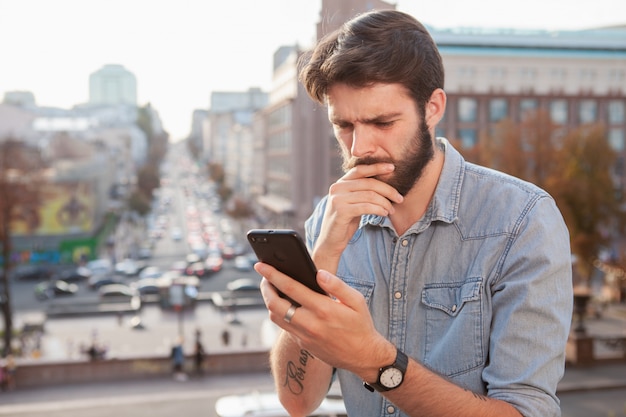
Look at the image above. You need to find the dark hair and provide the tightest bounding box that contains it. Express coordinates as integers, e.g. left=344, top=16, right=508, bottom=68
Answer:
left=299, top=10, right=444, bottom=113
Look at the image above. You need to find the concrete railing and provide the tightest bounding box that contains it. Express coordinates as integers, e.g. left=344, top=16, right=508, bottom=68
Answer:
left=14, top=349, right=271, bottom=388
left=567, top=332, right=626, bottom=366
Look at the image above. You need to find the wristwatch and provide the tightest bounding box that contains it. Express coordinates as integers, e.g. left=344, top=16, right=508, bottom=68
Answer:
left=363, top=348, right=408, bottom=392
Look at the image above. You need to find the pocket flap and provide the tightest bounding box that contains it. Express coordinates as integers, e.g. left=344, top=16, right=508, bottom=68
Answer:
left=421, top=277, right=482, bottom=317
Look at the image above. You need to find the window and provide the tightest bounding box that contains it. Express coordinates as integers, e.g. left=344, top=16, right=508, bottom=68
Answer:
left=578, top=100, right=597, bottom=124
left=489, top=98, right=508, bottom=122
left=609, top=128, right=625, bottom=152
left=458, top=129, right=477, bottom=148
left=608, top=100, right=625, bottom=124
left=458, top=98, right=477, bottom=123
left=519, top=99, right=538, bottom=120
left=550, top=100, right=568, bottom=125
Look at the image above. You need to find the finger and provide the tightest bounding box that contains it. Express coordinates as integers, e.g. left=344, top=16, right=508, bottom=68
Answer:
left=316, top=270, right=368, bottom=313
left=255, top=262, right=323, bottom=309
left=333, top=177, right=404, bottom=206
left=343, top=162, right=395, bottom=179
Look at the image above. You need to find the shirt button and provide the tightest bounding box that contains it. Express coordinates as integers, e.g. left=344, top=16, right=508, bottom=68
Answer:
left=386, top=405, right=396, bottom=414
left=401, top=239, right=409, bottom=247
left=452, top=304, right=457, bottom=312
left=394, top=291, right=402, bottom=300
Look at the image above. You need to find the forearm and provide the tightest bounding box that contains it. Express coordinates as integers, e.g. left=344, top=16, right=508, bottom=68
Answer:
left=380, top=358, right=522, bottom=417
left=270, top=330, right=334, bottom=417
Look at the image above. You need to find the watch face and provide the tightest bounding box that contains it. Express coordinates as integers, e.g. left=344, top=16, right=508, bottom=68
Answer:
left=380, top=367, right=404, bottom=388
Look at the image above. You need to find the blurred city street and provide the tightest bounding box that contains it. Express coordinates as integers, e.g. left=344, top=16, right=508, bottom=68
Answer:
left=1, top=304, right=625, bottom=416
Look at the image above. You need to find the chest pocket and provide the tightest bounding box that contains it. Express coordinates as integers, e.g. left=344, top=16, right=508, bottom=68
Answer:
left=421, top=277, right=485, bottom=377
left=340, top=275, right=375, bottom=305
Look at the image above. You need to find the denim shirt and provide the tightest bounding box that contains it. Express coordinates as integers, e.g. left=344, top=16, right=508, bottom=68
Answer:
left=305, top=138, right=573, bottom=417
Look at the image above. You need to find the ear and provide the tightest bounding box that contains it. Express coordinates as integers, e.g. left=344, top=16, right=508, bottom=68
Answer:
left=425, top=88, right=446, bottom=129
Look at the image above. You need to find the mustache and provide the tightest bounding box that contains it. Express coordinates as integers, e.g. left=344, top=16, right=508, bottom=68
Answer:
left=343, top=156, right=394, bottom=171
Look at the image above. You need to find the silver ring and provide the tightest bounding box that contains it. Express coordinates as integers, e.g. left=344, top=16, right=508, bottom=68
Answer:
left=283, top=304, right=298, bottom=323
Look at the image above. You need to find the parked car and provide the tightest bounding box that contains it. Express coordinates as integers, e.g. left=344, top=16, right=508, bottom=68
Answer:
left=14, top=264, right=53, bottom=281
left=215, top=391, right=347, bottom=417
left=34, top=279, right=78, bottom=300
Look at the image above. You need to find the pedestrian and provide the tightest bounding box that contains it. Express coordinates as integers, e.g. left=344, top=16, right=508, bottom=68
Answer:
left=193, top=339, right=205, bottom=376
left=3, top=355, right=16, bottom=391
left=256, top=9, right=572, bottom=417
left=221, top=329, right=230, bottom=347
left=170, top=336, right=186, bottom=381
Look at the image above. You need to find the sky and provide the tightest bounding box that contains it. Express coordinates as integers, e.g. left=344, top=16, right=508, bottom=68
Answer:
left=1, top=0, right=625, bottom=141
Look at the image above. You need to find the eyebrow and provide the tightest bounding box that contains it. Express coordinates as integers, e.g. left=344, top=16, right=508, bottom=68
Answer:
left=330, top=111, right=403, bottom=125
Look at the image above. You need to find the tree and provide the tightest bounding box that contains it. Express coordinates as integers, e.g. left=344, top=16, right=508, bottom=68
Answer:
left=0, top=140, right=46, bottom=355
left=461, top=113, right=623, bottom=285
left=547, top=125, right=624, bottom=283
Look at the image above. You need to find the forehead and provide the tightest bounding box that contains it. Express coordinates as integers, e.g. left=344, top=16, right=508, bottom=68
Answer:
left=326, top=83, right=415, bottom=120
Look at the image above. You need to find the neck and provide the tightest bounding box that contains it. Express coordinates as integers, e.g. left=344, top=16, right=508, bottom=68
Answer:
left=389, top=146, right=445, bottom=235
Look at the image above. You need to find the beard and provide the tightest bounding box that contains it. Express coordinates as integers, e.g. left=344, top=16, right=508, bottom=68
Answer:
left=341, top=119, right=434, bottom=197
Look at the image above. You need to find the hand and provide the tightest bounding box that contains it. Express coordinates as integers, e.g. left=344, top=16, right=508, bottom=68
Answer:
left=257, top=262, right=392, bottom=378
left=314, top=163, right=404, bottom=263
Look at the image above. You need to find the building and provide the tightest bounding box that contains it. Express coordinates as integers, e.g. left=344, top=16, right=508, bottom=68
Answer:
left=89, top=64, right=137, bottom=106
left=204, top=88, right=268, bottom=200
left=254, top=0, right=396, bottom=232
left=434, top=27, right=626, bottom=162
left=251, top=5, right=625, bottom=232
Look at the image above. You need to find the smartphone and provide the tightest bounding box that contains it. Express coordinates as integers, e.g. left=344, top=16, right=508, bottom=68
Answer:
left=246, top=229, right=326, bottom=304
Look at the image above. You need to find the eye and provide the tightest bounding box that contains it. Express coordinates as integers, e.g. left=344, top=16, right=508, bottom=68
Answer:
left=375, top=120, right=394, bottom=128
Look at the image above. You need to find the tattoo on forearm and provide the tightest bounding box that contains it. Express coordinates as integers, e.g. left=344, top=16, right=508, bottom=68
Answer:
left=283, top=349, right=315, bottom=395
left=465, top=389, right=488, bottom=402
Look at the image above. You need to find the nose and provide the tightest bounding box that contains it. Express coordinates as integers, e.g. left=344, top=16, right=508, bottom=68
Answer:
left=350, top=125, right=375, bottom=158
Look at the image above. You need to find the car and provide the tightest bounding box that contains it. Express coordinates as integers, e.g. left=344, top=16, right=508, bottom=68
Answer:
left=227, top=278, right=261, bottom=292
left=14, top=264, right=53, bottom=281
left=34, top=279, right=79, bottom=300
left=53, top=266, right=92, bottom=283
left=114, top=258, right=145, bottom=276
left=205, top=252, right=224, bottom=274
left=88, top=274, right=120, bottom=290
left=215, top=391, right=347, bottom=417
left=130, top=278, right=162, bottom=298
left=85, top=259, right=113, bottom=276
left=234, top=255, right=253, bottom=271
left=139, top=266, right=162, bottom=279
left=211, top=278, right=264, bottom=309
left=170, top=226, right=183, bottom=241
left=185, top=262, right=209, bottom=278
left=99, top=283, right=138, bottom=300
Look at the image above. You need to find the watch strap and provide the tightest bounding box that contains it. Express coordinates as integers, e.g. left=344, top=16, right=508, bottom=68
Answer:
left=363, top=348, right=408, bottom=392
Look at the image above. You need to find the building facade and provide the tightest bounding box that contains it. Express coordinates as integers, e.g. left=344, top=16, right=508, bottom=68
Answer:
left=89, top=64, right=137, bottom=106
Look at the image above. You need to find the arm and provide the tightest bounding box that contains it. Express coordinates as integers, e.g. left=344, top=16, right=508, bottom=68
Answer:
left=269, top=330, right=334, bottom=417
left=259, top=264, right=523, bottom=417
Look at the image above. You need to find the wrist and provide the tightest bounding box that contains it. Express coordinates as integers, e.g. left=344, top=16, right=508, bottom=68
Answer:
left=363, top=346, right=409, bottom=392
left=358, top=340, right=397, bottom=383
